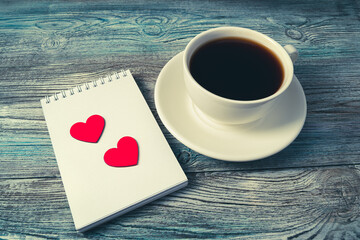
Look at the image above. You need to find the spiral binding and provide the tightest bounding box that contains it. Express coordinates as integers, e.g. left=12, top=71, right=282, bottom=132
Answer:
left=44, top=70, right=128, bottom=104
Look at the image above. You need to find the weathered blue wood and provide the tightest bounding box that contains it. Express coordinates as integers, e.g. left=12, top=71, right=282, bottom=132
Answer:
left=1, top=0, right=360, bottom=238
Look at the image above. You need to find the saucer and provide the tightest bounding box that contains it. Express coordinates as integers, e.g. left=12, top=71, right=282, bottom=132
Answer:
left=154, top=52, right=307, bottom=161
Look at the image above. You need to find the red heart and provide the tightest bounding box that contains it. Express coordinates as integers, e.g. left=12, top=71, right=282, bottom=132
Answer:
left=104, top=136, right=138, bottom=167
left=70, top=115, right=105, bottom=143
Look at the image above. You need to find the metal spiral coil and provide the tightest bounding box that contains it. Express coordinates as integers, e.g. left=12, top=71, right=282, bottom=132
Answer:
left=44, top=70, right=128, bottom=104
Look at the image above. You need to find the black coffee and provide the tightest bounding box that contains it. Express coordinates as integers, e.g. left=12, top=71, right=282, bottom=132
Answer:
left=190, top=37, right=284, bottom=101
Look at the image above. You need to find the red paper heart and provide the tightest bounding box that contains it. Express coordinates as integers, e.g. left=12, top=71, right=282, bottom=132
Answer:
left=104, top=136, right=138, bottom=167
left=70, top=115, right=105, bottom=143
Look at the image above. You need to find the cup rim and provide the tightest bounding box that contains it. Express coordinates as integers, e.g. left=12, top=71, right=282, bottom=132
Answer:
left=183, top=26, right=294, bottom=104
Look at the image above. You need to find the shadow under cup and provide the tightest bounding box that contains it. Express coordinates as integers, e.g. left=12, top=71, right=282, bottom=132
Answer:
left=183, top=27, right=295, bottom=125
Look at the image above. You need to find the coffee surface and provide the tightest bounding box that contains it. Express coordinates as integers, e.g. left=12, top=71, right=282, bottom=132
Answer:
left=190, top=37, right=284, bottom=101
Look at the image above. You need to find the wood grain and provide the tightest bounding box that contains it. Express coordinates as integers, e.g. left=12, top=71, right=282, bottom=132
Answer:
left=1, top=166, right=360, bottom=239
left=1, top=0, right=360, bottom=238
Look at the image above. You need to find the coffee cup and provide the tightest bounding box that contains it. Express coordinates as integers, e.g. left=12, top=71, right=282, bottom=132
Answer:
left=183, top=27, right=298, bottom=125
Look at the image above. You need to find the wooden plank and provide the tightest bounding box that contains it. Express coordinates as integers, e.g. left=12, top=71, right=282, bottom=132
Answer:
left=1, top=165, right=360, bottom=239
left=1, top=100, right=359, bottom=178
left=0, top=121, right=358, bottom=178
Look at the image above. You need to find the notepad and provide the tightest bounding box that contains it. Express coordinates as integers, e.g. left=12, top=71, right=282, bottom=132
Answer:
left=41, top=70, right=188, bottom=232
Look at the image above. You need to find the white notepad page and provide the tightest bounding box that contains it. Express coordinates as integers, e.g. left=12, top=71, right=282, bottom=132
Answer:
left=41, top=70, right=188, bottom=232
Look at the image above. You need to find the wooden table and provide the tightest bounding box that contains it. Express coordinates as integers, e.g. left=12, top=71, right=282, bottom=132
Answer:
left=1, top=0, right=359, bottom=239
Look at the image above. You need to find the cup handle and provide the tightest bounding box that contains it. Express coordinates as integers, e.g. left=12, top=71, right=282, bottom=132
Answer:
left=283, top=45, right=298, bottom=63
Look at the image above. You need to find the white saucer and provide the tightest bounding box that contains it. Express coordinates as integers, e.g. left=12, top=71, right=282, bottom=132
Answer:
left=154, top=52, right=307, bottom=161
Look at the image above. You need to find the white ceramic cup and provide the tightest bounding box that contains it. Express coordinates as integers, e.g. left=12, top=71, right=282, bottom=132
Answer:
left=183, top=27, right=298, bottom=125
